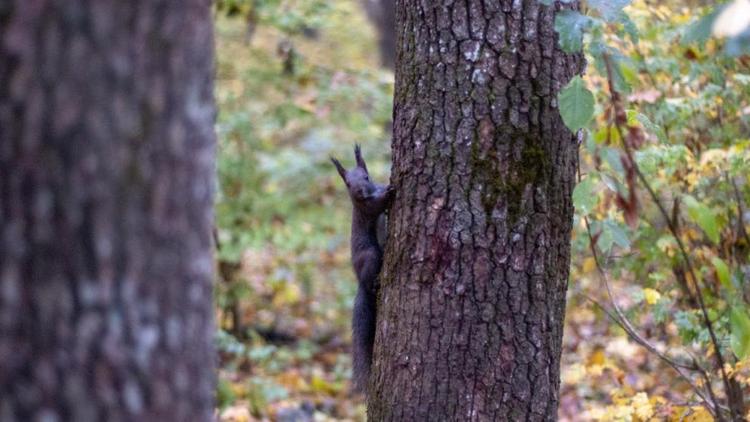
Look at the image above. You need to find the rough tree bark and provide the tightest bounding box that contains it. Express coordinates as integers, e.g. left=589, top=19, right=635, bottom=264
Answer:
left=370, top=1, right=583, bottom=420
left=0, top=1, right=216, bottom=420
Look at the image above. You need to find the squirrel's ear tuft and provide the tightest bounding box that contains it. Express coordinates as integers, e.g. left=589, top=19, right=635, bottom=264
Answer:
left=354, top=144, right=368, bottom=173
left=330, top=156, right=347, bottom=180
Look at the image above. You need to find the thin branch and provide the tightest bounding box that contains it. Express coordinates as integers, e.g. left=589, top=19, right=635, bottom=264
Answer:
left=581, top=218, right=720, bottom=417
left=601, top=52, right=734, bottom=420
left=730, top=175, right=750, bottom=249
left=583, top=221, right=694, bottom=370
left=582, top=293, right=719, bottom=416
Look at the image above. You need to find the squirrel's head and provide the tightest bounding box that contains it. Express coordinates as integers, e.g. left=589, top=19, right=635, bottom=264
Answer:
left=331, top=144, right=379, bottom=205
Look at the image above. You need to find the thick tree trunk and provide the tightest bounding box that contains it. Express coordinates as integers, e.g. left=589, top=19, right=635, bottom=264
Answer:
left=370, top=1, right=583, bottom=420
left=0, top=1, right=216, bottom=421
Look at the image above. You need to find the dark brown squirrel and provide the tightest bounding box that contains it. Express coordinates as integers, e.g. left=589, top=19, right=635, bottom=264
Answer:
left=331, top=145, right=394, bottom=394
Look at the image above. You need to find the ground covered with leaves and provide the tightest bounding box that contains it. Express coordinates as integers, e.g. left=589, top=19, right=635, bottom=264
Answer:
left=212, top=1, right=750, bottom=420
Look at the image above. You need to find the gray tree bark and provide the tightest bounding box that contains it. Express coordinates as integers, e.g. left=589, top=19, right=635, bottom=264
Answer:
left=370, top=1, right=583, bottom=420
left=0, top=1, right=216, bottom=420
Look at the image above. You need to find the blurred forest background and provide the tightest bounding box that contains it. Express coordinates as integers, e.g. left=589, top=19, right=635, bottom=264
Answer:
left=211, top=0, right=750, bottom=420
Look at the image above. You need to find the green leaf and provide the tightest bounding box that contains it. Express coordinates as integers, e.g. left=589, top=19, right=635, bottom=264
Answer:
left=216, top=379, right=237, bottom=410
left=675, top=310, right=700, bottom=343
left=598, top=226, right=614, bottom=253
left=683, top=195, right=721, bottom=244
left=554, top=10, right=593, bottom=53
left=597, top=220, right=630, bottom=254
left=559, top=76, right=595, bottom=131
left=604, top=220, right=630, bottom=249
left=573, top=175, right=598, bottom=215
left=634, top=113, right=667, bottom=143
left=682, top=8, right=722, bottom=45
left=616, top=10, right=639, bottom=43
left=600, top=173, right=620, bottom=193
left=587, top=0, right=631, bottom=21
left=591, top=44, right=632, bottom=94
left=593, top=126, right=621, bottom=145
left=731, top=307, right=750, bottom=358
left=618, top=59, right=638, bottom=89
left=712, top=257, right=733, bottom=292
left=602, top=147, right=624, bottom=174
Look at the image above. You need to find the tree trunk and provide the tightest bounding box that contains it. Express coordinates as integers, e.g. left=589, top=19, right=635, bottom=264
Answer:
left=370, top=1, right=583, bottom=420
left=0, top=1, right=216, bottom=421
left=361, top=0, right=397, bottom=69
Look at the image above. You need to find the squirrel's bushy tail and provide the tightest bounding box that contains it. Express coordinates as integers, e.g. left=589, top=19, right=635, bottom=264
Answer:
left=352, top=286, right=376, bottom=393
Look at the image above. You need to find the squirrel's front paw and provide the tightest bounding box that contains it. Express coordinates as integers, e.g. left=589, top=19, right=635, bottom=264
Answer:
left=385, top=185, right=396, bottom=201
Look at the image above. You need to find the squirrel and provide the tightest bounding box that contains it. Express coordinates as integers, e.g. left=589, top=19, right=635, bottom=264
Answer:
left=331, top=145, right=395, bottom=394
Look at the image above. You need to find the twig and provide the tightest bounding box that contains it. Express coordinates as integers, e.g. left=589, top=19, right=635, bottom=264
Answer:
left=601, top=52, right=735, bottom=420
left=581, top=293, right=720, bottom=415
left=581, top=218, right=720, bottom=417
left=730, top=175, right=750, bottom=250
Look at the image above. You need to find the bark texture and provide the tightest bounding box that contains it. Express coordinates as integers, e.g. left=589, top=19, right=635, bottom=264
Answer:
left=370, top=1, right=583, bottom=420
left=0, top=1, right=216, bottom=420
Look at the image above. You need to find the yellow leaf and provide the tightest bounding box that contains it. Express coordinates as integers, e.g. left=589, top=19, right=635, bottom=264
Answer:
left=220, top=405, right=251, bottom=422
left=588, top=348, right=607, bottom=366
left=588, top=364, right=605, bottom=377
left=671, top=406, right=714, bottom=422
left=584, top=407, right=606, bottom=420
left=310, top=374, right=339, bottom=395
left=632, top=392, right=654, bottom=420
left=605, top=404, right=634, bottom=421
left=562, top=363, right=586, bottom=385
left=643, top=288, right=662, bottom=305
left=230, top=382, right=248, bottom=398
left=272, top=283, right=302, bottom=306
left=582, top=257, right=597, bottom=273
left=276, top=371, right=308, bottom=391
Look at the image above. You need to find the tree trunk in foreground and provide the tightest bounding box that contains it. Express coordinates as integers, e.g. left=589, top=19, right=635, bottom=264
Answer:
left=370, top=1, right=583, bottom=420
left=0, top=1, right=216, bottom=420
